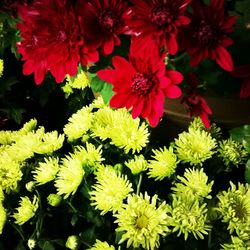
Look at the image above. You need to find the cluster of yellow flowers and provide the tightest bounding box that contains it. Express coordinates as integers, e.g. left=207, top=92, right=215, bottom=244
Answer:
left=0, top=99, right=249, bottom=250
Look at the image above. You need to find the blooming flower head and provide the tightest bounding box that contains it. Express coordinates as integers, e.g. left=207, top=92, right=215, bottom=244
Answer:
left=181, top=0, right=237, bottom=71
left=147, top=146, right=178, bottom=181
left=88, top=240, right=115, bottom=250
left=90, top=165, right=133, bottom=215
left=0, top=204, right=7, bottom=234
left=64, top=107, right=93, bottom=142
left=126, top=0, right=191, bottom=54
left=34, top=131, right=64, bottom=155
left=55, top=154, right=85, bottom=199
left=13, top=196, right=38, bottom=225
left=114, top=192, right=170, bottom=250
left=32, top=157, right=59, bottom=185
left=0, top=59, right=3, bottom=78
left=66, top=70, right=90, bottom=90
left=27, top=238, right=36, bottom=250
left=73, top=143, right=103, bottom=173
left=221, top=236, right=250, bottom=250
left=216, top=182, right=250, bottom=237
left=125, top=155, right=148, bottom=175
left=182, top=73, right=212, bottom=128
left=167, top=194, right=211, bottom=240
left=16, top=0, right=98, bottom=84
left=175, top=127, right=217, bottom=166
left=218, top=138, right=248, bottom=167
left=77, top=0, right=129, bottom=55
left=172, top=168, right=214, bottom=200
left=97, top=39, right=183, bottom=127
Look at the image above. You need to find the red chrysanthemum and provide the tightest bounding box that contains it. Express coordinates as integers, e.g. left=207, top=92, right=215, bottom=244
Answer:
left=181, top=0, right=237, bottom=71
left=182, top=73, right=212, bottom=128
left=231, top=64, right=250, bottom=98
left=76, top=0, right=129, bottom=55
left=16, top=0, right=98, bottom=85
left=125, top=0, right=191, bottom=55
left=97, top=38, right=182, bottom=127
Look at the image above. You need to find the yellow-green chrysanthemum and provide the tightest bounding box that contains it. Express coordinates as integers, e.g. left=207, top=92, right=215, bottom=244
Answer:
left=0, top=155, right=22, bottom=193
left=74, top=143, right=103, bottom=173
left=218, top=138, right=248, bottom=167
left=34, top=131, right=64, bottom=155
left=167, top=194, right=211, bottom=240
left=0, top=131, right=17, bottom=145
left=216, top=182, right=250, bottom=237
left=66, top=70, right=90, bottom=90
left=147, top=147, right=178, bottom=181
left=172, top=168, right=214, bottom=200
left=90, top=166, right=133, bottom=215
left=47, top=194, right=62, bottom=207
left=125, top=155, right=148, bottom=175
left=0, top=59, right=3, bottom=78
left=221, top=236, right=250, bottom=250
left=32, top=157, right=59, bottom=185
left=0, top=187, right=4, bottom=202
left=175, top=128, right=217, bottom=166
left=89, top=96, right=106, bottom=110
left=0, top=204, right=7, bottom=234
left=64, top=107, right=93, bottom=141
left=114, top=193, right=170, bottom=250
left=88, top=240, right=115, bottom=250
left=19, top=119, right=37, bottom=135
left=55, top=155, right=85, bottom=199
left=65, top=235, right=79, bottom=250
left=13, top=196, right=38, bottom=225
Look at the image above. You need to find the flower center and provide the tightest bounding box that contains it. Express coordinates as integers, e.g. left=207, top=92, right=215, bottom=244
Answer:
left=193, top=21, right=217, bottom=46
left=99, top=11, right=118, bottom=34
left=136, top=214, right=149, bottom=229
left=131, top=73, right=155, bottom=96
left=151, top=6, right=173, bottom=27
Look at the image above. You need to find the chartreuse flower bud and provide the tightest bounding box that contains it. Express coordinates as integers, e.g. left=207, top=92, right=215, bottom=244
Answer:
left=47, top=194, right=62, bottom=207
left=26, top=181, right=36, bottom=192
left=88, top=240, right=115, bottom=250
left=65, top=235, right=79, bottom=250
left=0, top=59, right=3, bottom=78
left=218, top=138, right=248, bottom=167
left=175, top=128, right=217, bottom=166
left=125, top=155, right=148, bottom=175
left=27, top=238, right=36, bottom=250
left=148, top=146, right=178, bottom=180
left=13, top=196, right=39, bottom=225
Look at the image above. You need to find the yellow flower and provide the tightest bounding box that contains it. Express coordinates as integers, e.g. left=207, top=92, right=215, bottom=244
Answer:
left=0, top=59, right=3, bottom=78
left=64, top=107, right=93, bottom=141
left=90, top=165, right=133, bottom=215
left=168, top=194, right=211, bottom=240
left=66, top=70, right=90, bottom=90
left=65, top=235, right=79, bottom=250
left=221, top=236, right=250, bottom=250
left=114, top=193, right=170, bottom=250
left=175, top=128, right=217, bottom=166
left=0, top=155, right=22, bottom=193
left=125, top=155, right=148, bottom=175
left=32, top=157, right=59, bottom=185
left=172, top=168, right=214, bottom=200
left=13, top=196, right=39, bottom=225
left=89, top=96, right=106, bottom=110
left=34, top=131, right=64, bottom=155
left=147, top=147, right=178, bottom=181
left=74, top=143, right=103, bottom=173
left=55, top=154, right=85, bottom=199
left=216, top=182, right=250, bottom=237
left=88, top=240, right=115, bottom=250
left=27, top=238, right=36, bottom=250
left=0, top=204, right=7, bottom=234
left=47, top=194, right=62, bottom=207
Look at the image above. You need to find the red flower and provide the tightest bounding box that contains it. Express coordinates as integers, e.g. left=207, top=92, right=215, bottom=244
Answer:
left=76, top=0, right=129, bottom=55
left=125, top=0, right=191, bottom=55
left=16, top=0, right=98, bottom=85
left=97, top=38, right=182, bottom=127
left=181, top=0, right=237, bottom=71
left=231, top=65, right=250, bottom=98
left=182, top=73, right=212, bottom=128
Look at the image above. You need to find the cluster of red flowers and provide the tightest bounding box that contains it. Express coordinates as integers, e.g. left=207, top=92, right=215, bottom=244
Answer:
left=16, top=0, right=238, bottom=127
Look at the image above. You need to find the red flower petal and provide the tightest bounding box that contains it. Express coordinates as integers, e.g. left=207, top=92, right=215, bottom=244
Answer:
left=213, top=45, right=234, bottom=71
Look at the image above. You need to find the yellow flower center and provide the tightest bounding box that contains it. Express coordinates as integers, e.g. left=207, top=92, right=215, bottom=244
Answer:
left=136, top=214, right=149, bottom=229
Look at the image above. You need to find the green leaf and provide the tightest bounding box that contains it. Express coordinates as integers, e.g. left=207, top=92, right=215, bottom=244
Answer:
left=90, top=75, right=105, bottom=92
left=230, top=125, right=250, bottom=145
left=80, top=226, right=96, bottom=245
left=100, top=82, right=113, bottom=104
left=41, top=241, right=56, bottom=250
left=245, top=159, right=250, bottom=184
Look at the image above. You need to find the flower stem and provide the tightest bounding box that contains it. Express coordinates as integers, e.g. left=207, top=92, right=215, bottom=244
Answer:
left=136, top=174, right=143, bottom=195
left=208, top=230, right=212, bottom=249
